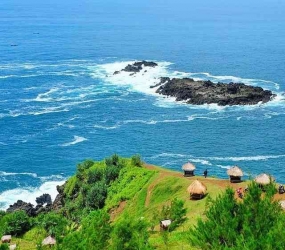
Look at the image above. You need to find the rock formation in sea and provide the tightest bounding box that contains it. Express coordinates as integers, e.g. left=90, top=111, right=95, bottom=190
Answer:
left=113, top=61, right=276, bottom=106
left=6, top=193, right=53, bottom=216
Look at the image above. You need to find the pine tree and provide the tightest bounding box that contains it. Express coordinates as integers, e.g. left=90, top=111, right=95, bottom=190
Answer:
left=189, top=181, right=285, bottom=249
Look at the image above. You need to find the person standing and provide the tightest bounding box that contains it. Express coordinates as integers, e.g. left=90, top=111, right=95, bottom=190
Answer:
left=203, top=169, right=208, bottom=178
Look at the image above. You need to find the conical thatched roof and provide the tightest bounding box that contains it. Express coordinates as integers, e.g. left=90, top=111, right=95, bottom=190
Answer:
left=42, top=236, right=56, bottom=246
left=227, top=166, right=243, bottom=177
left=279, top=200, right=285, bottom=210
left=187, top=180, right=207, bottom=195
left=254, top=173, right=273, bottom=185
left=182, top=162, right=196, bottom=171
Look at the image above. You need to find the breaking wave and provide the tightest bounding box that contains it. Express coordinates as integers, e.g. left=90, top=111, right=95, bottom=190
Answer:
left=61, top=136, right=88, bottom=147
left=0, top=180, right=65, bottom=210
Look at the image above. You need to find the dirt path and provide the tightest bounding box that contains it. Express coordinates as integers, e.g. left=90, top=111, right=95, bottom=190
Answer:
left=110, top=200, right=127, bottom=221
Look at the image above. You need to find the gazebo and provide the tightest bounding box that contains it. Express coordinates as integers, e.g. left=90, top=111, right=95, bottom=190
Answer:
left=160, top=219, right=172, bottom=231
left=227, top=166, right=243, bottom=183
left=187, top=180, right=207, bottom=199
left=42, top=236, right=56, bottom=246
left=279, top=200, right=285, bottom=210
left=254, top=173, right=273, bottom=186
left=182, top=162, right=196, bottom=177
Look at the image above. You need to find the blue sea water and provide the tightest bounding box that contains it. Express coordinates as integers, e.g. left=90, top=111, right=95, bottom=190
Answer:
left=1, top=0, right=285, bottom=209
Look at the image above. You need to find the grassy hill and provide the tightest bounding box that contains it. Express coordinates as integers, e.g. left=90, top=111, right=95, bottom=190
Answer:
left=0, top=155, right=254, bottom=250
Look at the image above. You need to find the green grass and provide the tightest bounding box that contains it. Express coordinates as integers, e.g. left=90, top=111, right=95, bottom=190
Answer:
left=5, top=158, right=248, bottom=250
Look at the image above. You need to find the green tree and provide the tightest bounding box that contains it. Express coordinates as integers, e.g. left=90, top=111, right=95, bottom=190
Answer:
left=189, top=181, right=285, bottom=249
left=131, top=154, right=142, bottom=167
left=87, top=168, right=104, bottom=184
left=61, top=210, right=111, bottom=250
left=169, top=198, right=187, bottom=230
left=112, top=217, right=153, bottom=250
left=86, top=181, right=107, bottom=209
left=0, top=211, right=31, bottom=236
left=36, top=212, right=68, bottom=239
left=0, top=244, right=9, bottom=250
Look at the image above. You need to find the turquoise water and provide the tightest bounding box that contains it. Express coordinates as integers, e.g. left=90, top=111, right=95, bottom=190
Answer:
left=0, top=0, right=285, bottom=209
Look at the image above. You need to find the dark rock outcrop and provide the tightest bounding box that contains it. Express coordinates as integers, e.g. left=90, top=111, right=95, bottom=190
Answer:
left=7, top=200, right=35, bottom=216
left=113, top=61, right=276, bottom=106
left=155, top=78, right=275, bottom=106
left=7, top=194, right=53, bottom=216
left=52, top=184, right=65, bottom=211
left=116, top=60, right=157, bottom=74
left=36, top=193, right=52, bottom=206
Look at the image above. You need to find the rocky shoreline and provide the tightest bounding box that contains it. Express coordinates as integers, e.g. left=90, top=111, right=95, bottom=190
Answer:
left=6, top=185, right=65, bottom=216
left=113, top=61, right=276, bottom=106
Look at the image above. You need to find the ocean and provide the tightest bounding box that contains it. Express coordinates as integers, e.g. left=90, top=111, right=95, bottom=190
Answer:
left=0, top=0, right=285, bottom=209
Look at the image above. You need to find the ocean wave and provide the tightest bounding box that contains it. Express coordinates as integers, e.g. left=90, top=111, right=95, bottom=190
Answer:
left=61, top=136, right=88, bottom=147
left=0, top=180, right=65, bottom=210
left=149, top=152, right=285, bottom=162
left=206, top=154, right=285, bottom=161
left=0, top=171, right=37, bottom=178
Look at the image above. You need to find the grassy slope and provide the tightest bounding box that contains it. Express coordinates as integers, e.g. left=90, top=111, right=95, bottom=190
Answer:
left=3, top=162, right=250, bottom=250
left=113, top=164, right=249, bottom=249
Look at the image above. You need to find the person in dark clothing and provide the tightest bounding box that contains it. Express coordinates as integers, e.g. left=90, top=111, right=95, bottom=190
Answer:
left=203, top=169, right=208, bottom=178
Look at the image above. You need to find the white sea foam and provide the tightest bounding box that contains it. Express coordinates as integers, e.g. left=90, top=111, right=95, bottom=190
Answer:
left=0, top=180, right=65, bottom=210
left=0, top=171, right=37, bottom=178
left=149, top=152, right=285, bottom=162
left=206, top=154, right=285, bottom=161
left=61, top=136, right=87, bottom=147
left=93, top=60, right=282, bottom=110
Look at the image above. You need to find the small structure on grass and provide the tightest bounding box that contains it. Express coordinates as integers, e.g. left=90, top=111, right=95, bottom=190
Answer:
left=160, top=219, right=171, bottom=231
left=254, top=173, right=273, bottom=187
left=9, top=244, right=17, bottom=250
left=279, top=200, right=285, bottom=210
left=187, top=180, right=207, bottom=200
left=42, top=236, right=56, bottom=246
left=1, top=235, right=11, bottom=243
left=227, top=166, right=243, bottom=183
left=182, top=162, right=196, bottom=177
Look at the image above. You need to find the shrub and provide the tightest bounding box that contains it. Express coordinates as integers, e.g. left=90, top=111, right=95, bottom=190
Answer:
left=87, top=181, right=107, bottom=209
left=111, top=217, right=153, bottom=250
left=0, top=244, right=9, bottom=250
left=0, top=211, right=31, bottom=236
left=169, top=198, right=187, bottom=230
left=131, top=154, right=142, bottom=167
left=76, top=159, right=94, bottom=180
left=189, top=181, right=285, bottom=249
left=87, top=168, right=104, bottom=184
left=36, top=212, right=68, bottom=239
left=105, top=165, right=120, bottom=185
left=61, top=210, right=111, bottom=250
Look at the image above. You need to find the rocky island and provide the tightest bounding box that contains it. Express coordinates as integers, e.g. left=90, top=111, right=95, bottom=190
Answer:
left=114, top=61, right=276, bottom=106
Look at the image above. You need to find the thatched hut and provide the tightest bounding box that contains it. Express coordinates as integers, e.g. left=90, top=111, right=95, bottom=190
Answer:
left=254, top=173, right=273, bottom=186
left=1, top=235, right=11, bottom=243
left=42, top=236, right=56, bottom=246
left=9, top=244, right=17, bottom=250
left=160, top=219, right=171, bottom=231
left=279, top=200, right=285, bottom=210
left=187, top=180, right=207, bottom=199
left=182, top=162, right=196, bottom=177
left=227, top=166, right=243, bottom=183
